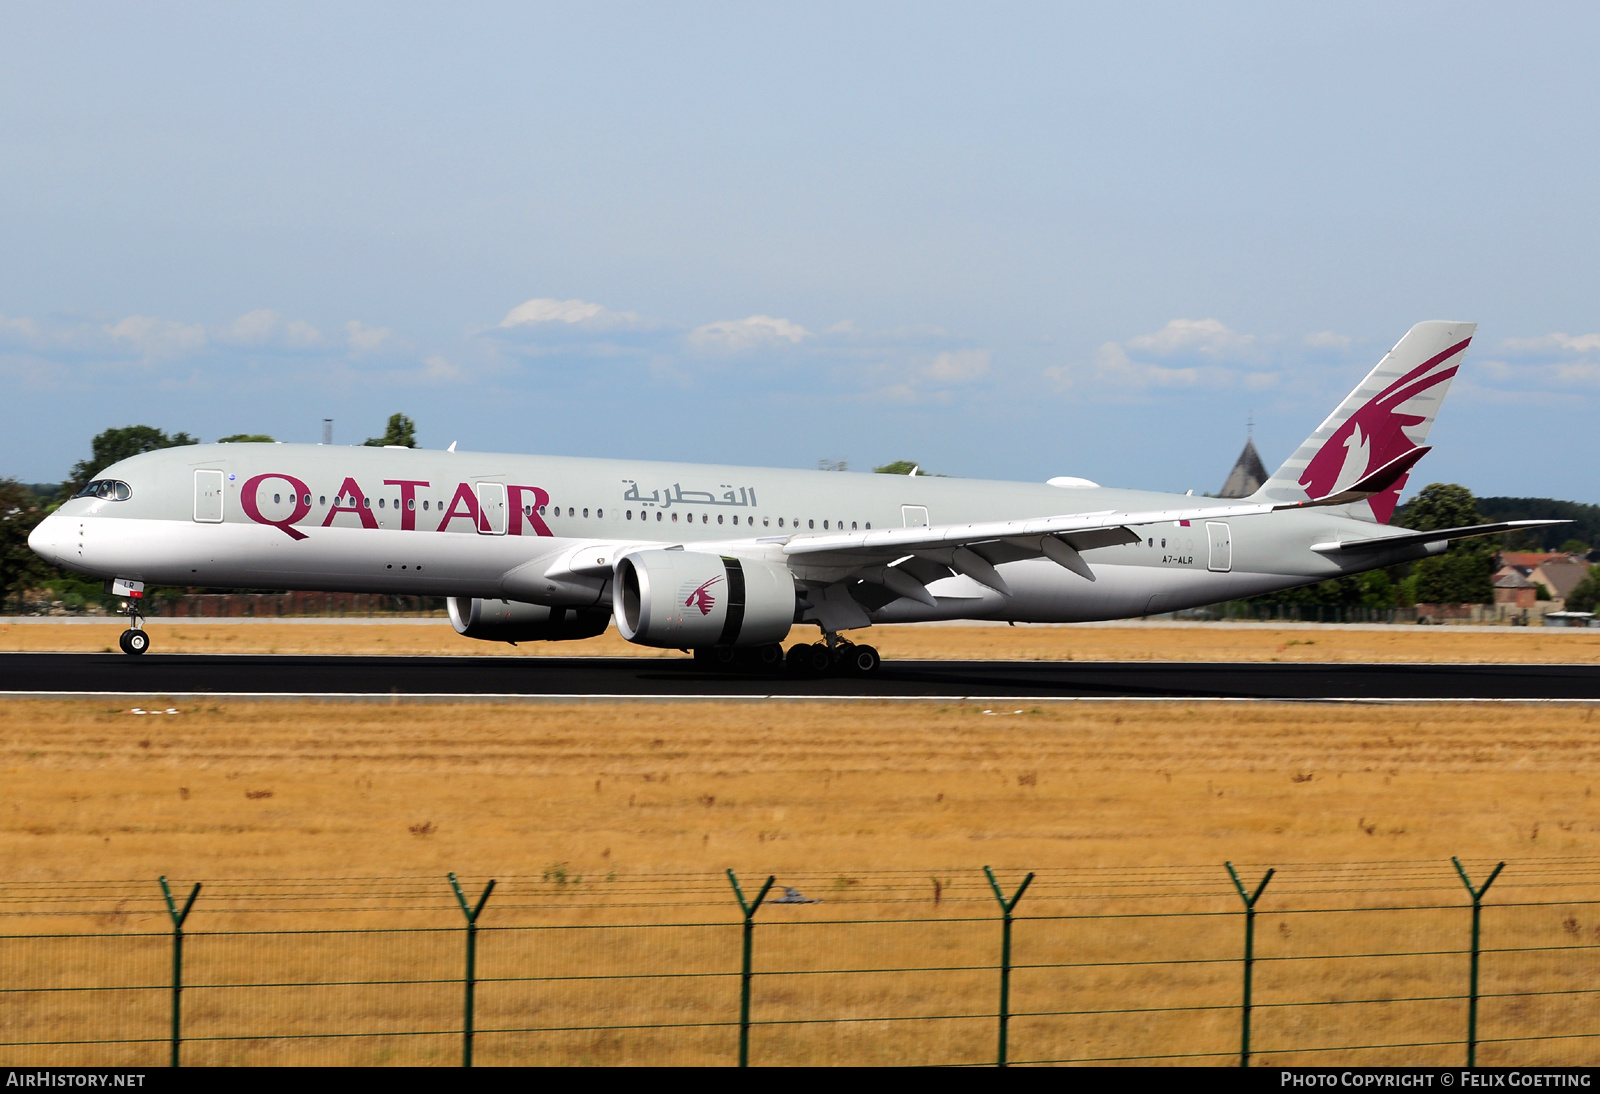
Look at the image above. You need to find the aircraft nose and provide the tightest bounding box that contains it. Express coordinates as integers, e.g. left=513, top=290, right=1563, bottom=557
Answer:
left=27, top=511, right=71, bottom=566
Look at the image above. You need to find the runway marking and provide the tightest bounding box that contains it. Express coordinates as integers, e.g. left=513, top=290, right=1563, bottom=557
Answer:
left=1, top=691, right=1597, bottom=704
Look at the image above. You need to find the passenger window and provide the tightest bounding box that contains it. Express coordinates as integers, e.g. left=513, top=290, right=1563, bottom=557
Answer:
left=569, top=507, right=575, bottom=517
left=319, top=496, right=326, bottom=506
left=823, top=520, right=829, bottom=530
left=539, top=505, right=547, bottom=515
left=364, top=498, right=371, bottom=509
left=583, top=508, right=589, bottom=518
left=778, top=518, right=784, bottom=528
left=763, top=518, right=769, bottom=527
left=407, top=499, right=415, bottom=511
left=717, top=514, right=724, bottom=525
left=672, top=512, right=678, bottom=522
left=733, top=516, right=739, bottom=526
left=627, top=510, right=633, bottom=520
left=597, top=509, right=603, bottom=518
left=865, top=523, right=871, bottom=530
left=808, top=520, right=814, bottom=529
left=656, top=511, right=662, bottom=521
left=378, top=498, right=385, bottom=508
left=851, top=522, right=857, bottom=530
left=702, top=514, right=708, bottom=524
left=1161, top=538, right=1166, bottom=548
left=274, top=493, right=281, bottom=504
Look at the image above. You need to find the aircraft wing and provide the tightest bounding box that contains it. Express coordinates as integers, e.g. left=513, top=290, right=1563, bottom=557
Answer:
left=776, top=446, right=1446, bottom=599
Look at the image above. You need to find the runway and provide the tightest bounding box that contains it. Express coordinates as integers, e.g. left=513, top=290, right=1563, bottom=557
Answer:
left=1, top=653, right=1596, bottom=700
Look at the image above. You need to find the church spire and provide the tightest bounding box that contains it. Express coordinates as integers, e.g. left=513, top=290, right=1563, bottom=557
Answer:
left=1218, top=423, right=1269, bottom=498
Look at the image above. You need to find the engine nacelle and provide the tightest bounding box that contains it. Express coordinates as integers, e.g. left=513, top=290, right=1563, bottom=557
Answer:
left=614, top=550, right=796, bottom=649
left=447, top=597, right=610, bottom=643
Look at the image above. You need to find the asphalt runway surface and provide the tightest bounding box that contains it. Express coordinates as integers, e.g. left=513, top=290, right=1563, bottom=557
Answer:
left=1, top=652, right=1597, bottom=700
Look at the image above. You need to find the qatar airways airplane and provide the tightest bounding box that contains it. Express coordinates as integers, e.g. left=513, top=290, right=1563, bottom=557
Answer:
left=27, top=320, right=1562, bottom=672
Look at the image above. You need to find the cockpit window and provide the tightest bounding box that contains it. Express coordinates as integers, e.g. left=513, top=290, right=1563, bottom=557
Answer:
left=72, top=479, right=132, bottom=501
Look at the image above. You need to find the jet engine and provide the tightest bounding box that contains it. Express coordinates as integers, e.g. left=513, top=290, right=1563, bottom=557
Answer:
left=447, top=597, right=610, bottom=643
left=613, top=550, right=796, bottom=649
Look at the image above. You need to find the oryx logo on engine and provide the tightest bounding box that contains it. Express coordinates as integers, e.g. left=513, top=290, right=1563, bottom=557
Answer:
left=682, top=576, right=721, bottom=616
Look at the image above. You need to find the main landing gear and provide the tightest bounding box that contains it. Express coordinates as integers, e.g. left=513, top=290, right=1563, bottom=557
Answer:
left=692, top=638, right=882, bottom=676
left=785, top=637, right=881, bottom=677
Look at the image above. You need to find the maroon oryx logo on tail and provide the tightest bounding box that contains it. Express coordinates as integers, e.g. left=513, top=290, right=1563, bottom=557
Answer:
left=685, top=576, right=721, bottom=616
left=1299, top=337, right=1469, bottom=523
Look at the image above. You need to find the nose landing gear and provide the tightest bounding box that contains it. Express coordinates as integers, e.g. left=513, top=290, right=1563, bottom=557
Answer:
left=118, top=626, right=149, bottom=655
left=109, top=579, right=150, bottom=656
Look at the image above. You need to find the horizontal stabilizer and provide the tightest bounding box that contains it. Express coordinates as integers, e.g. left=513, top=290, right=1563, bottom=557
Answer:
left=1304, top=446, right=1431, bottom=509
left=1310, top=519, right=1571, bottom=554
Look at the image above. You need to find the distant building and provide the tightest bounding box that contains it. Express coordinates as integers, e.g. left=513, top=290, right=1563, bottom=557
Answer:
left=1529, top=558, right=1592, bottom=609
left=1493, top=570, right=1537, bottom=610
left=1493, top=551, right=1593, bottom=611
left=1218, top=438, right=1268, bottom=498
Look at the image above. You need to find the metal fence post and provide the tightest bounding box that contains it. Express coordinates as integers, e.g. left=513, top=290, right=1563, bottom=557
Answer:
left=726, top=869, right=774, bottom=1068
left=1452, top=857, right=1505, bottom=1068
left=1225, top=862, right=1274, bottom=1068
left=449, top=873, right=496, bottom=1068
left=983, top=866, right=1035, bottom=1067
left=158, top=877, right=200, bottom=1068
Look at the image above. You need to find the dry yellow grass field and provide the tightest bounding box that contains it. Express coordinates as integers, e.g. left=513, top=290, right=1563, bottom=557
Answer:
left=4, top=619, right=1600, bottom=662
left=4, top=698, right=1599, bottom=1065
left=3, top=698, right=1597, bottom=886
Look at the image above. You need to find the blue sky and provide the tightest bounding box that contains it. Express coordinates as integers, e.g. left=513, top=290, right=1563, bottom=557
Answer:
left=3, top=3, right=1597, bottom=501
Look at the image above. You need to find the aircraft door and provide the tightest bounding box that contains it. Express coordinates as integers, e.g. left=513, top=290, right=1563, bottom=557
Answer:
left=1206, top=522, right=1232, bottom=572
left=901, top=505, right=930, bottom=528
left=194, top=469, right=224, bottom=523
left=476, top=482, right=507, bottom=535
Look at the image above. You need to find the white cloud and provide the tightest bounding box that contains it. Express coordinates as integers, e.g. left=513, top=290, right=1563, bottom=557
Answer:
left=1126, top=318, right=1253, bottom=357
left=497, top=297, right=649, bottom=330
left=1047, top=317, right=1280, bottom=394
left=1474, top=331, right=1600, bottom=394
left=345, top=320, right=396, bottom=353
left=1305, top=330, right=1351, bottom=349
left=0, top=314, right=40, bottom=342
left=107, top=315, right=207, bottom=358
left=689, top=314, right=810, bottom=351
left=220, top=309, right=324, bottom=347
left=922, top=349, right=990, bottom=383
left=423, top=355, right=460, bottom=381
left=501, top=297, right=606, bottom=326
left=1091, top=341, right=1202, bottom=387
left=1498, top=332, right=1600, bottom=354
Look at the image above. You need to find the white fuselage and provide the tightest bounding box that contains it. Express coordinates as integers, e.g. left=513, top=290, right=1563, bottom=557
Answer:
left=28, top=443, right=1431, bottom=633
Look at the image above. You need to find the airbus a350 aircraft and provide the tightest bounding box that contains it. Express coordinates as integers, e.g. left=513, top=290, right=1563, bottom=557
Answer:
left=27, top=321, right=1563, bottom=672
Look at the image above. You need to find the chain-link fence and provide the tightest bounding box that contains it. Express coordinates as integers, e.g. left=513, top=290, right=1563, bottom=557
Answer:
left=4, top=859, right=1599, bottom=1066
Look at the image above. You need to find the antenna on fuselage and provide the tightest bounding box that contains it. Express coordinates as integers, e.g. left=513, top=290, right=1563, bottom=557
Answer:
left=321, top=419, right=333, bottom=445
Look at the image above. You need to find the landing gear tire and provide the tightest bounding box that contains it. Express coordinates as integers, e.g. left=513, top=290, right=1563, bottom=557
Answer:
left=754, top=644, right=785, bottom=670
left=119, top=629, right=149, bottom=656
left=845, top=644, right=880, bottom=675
left=804, top=643, right=834, bottom=675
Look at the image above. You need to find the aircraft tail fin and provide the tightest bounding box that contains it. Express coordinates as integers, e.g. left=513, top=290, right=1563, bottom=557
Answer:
left=1251, top=320, right=1475, bottom=523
